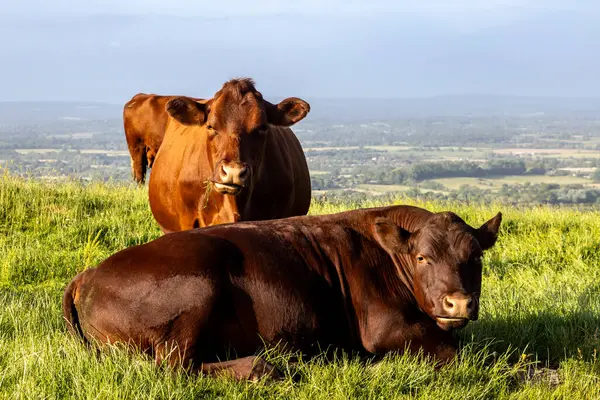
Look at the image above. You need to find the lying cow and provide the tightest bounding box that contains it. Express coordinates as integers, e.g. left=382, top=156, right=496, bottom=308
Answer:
left=63, top=205, right=502, bottom=380
left=148, top=78, right=311, bottom=232
left=123, top=94, right=203, bottom=184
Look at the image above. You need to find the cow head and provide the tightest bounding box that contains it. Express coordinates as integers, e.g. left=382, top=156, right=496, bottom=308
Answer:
left=165, top=78, right=310, bottom=195
left=374, top=211, right=502, bottom=331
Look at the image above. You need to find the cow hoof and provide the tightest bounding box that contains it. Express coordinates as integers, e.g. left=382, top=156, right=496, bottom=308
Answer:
left=247, top=357, right=281, bottom=382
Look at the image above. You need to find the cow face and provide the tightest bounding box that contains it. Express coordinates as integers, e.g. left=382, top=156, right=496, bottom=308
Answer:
left=374, top=212, right=502, bottom=331
left=165, top=78, right=310, bottom=195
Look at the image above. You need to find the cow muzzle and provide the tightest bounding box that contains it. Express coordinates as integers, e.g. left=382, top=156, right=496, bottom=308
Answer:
left=213, top=162, right=250, bottom=195
left=435, top=292, right=478, bottom=330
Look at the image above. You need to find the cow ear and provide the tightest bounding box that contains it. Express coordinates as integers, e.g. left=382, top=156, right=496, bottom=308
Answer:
left=476, top=212, right=502, bottom=250
left=166, top=97, right=208, bottom=126
left=265, top=97, right=310, bottom=126
left=373, top=217, right=411, bottom=255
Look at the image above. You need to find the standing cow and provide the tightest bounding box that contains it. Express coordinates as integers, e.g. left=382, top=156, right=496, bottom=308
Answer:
left=123, top=94, right=204, bottom=184
left=148, top=78, right=311, bottom=232
left=63, top=205, right=502, bottom=380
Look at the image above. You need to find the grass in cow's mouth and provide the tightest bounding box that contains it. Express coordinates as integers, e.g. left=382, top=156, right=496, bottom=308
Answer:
left=0, top=173, right=599, bottom=398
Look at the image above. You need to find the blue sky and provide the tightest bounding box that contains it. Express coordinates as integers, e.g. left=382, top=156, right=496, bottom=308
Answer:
left=4, top=0, right=594, bottom=16
left=1, top=1, right=599, bottom=101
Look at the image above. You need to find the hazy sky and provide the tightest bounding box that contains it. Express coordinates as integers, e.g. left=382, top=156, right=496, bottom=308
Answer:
left=1, top=1, right=599, bottom=102
left=4, top=0, right=595, bottom=16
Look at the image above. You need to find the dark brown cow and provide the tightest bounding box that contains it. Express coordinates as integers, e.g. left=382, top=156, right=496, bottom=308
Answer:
left=63, top=205, right=502, bottom=380
left=123, top=93, right=203, bottom=184
left=147, top=78, right=311, bottom=232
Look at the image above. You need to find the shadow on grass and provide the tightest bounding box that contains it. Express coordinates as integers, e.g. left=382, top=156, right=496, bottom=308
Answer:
left=460, top=309, right=600, bottom=366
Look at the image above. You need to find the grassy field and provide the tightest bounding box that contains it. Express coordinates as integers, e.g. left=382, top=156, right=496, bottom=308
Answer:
left=1, top=172, right=600, bottom=399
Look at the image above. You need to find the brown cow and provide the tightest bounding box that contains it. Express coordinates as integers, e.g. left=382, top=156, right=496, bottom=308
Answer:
left=123, top=93, right=203, bottom=184
left=63, top=205, right=502, bottom=380
left=147, top=78, right=311, bottom=232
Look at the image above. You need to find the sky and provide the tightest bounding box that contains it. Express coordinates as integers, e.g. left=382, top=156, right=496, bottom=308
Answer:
left=3, top=0, right=594, bottom=17
left=1, top=0, right=599, bottom=102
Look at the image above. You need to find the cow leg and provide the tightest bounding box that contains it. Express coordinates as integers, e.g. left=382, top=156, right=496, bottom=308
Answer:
left=196, top=356, right=281, bottom=381
left=153, top=339, right=281, bottom=381
left=146, top=147, right=156, bottom=169
left=362, top=317, right=458, bottom=365
left=130, top=145, right=147, bottom=184
left=406, top=334, right=458, bottom=365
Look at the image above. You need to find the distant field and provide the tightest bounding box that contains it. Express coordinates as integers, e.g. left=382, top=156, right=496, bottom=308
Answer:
left=558, top=167, right=597, bottom=173
left=14, top=149, right=63, bottom=154
left=46, top=133, right=96, bottom=139
left=364, top=145, right=412, bottom=152
left=535, top=137, right=600, bottom=145
left=303, top=146, right=360, bottom=152
left=303, top=145, right=494, bottom=162
left=355, top=183, right=414, bottom=194
left=310, top=170, right=331, bottom=176
left=431, top=174, right=598, bottom=191
left=14, top=149, right=129, bottom=157
left=367, top=145, right=481, bottom=153
left=79, top=149, right=129, bottom=156
left=491, top=148, right=600, bottom=158
left=302, top=144, right=600, bottom=161
left=356, top=184, right=448, bottom=195
left=365, top=146, right=490, bottom=161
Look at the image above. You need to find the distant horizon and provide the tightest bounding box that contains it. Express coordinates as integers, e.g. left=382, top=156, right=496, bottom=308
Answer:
left=4, top=93, right=600, bottom=105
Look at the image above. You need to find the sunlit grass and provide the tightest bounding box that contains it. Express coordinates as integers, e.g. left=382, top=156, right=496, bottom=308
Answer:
left=1, top=172, right=599, bottom=398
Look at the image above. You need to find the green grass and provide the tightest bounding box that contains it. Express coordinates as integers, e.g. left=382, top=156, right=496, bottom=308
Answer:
left=1, top=172, right=600, bottom=398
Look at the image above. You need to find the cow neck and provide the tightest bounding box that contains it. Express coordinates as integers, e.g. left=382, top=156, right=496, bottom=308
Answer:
left=330, top=217, right=417, bottom=304
left=384, top=253, right=414, bottom=299
left=376, top=207, right=435, bottom=301
left=198, top=191, right=240, bottom=227
left=195, top=128, right=241, bottom=227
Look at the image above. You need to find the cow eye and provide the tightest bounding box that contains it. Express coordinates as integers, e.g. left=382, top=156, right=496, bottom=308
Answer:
left=206, top=125, right=218, bottom=138
left=416, top=255, right=426, bottom=263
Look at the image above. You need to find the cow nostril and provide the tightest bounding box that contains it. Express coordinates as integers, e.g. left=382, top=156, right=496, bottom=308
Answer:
left=444, top=296, right=454, bottom=309
left=466, top=297, right=473, bottom=309
left=239, top=166, right=249, bottom=179
left=220, top=164, right=228, bottom=177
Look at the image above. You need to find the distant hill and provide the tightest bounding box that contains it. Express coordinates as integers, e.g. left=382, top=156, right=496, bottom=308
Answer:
left=304, top=95, right=600, bottom=121
left=2, top=95, right=600, bottom=126
left=0, top=101, right=122, bottom=124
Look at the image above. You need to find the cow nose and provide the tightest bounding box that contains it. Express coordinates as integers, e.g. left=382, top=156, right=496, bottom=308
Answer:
left=219, top=162, right=249, bottom=186
left=441, top=293, right=476, bottom=319
left=238, top=165, right=249, bottom=179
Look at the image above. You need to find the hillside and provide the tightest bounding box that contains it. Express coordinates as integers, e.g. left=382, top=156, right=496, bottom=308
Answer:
left=1, top=173, right=599, bottom=398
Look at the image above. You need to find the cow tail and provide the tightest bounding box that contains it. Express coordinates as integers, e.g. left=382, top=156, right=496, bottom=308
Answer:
left=62, top=271, right=87, bottom=344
